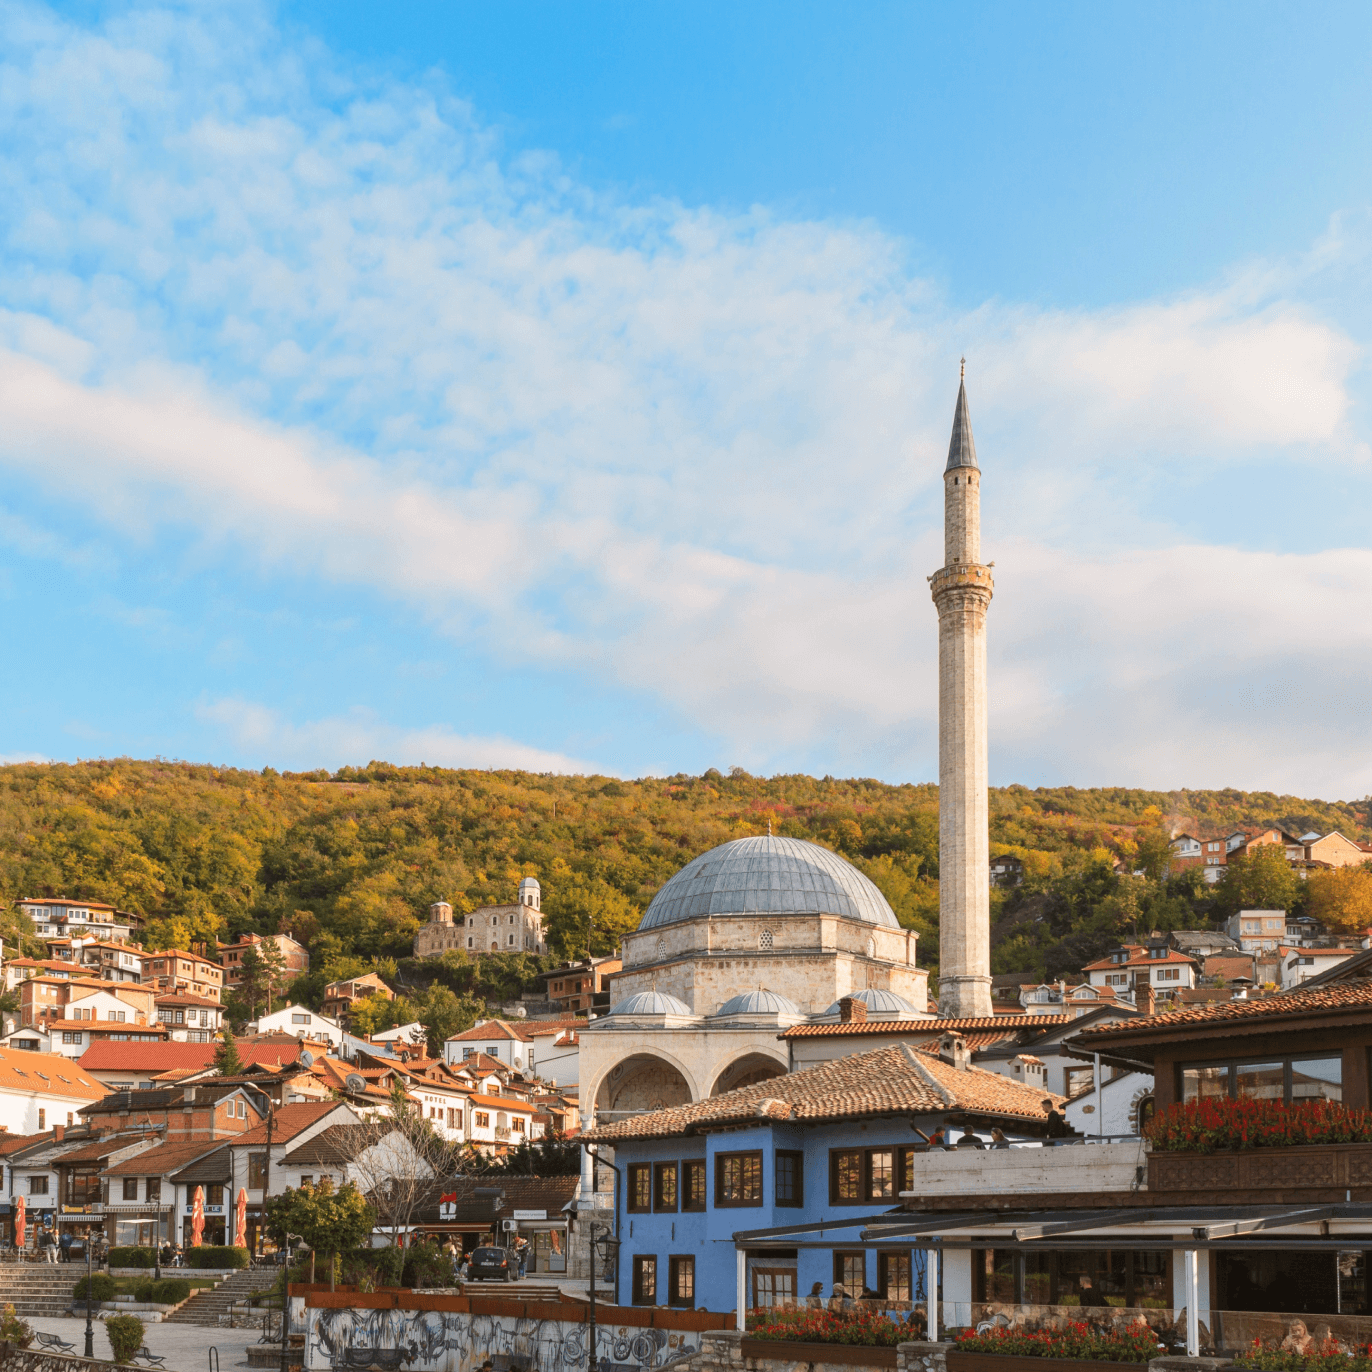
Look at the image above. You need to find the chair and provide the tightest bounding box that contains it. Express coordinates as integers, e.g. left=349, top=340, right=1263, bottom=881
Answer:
left=134, top=1349, right=167, bottom=1367
left=37, top=1332, right=76, bottom=1354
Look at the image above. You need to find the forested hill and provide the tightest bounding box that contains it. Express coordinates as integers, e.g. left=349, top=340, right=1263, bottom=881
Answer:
left=0, top=760, right=1368, bottom=992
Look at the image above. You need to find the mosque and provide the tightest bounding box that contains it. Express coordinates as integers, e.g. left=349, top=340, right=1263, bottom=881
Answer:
left=580, top=368, right=994, bottom=1125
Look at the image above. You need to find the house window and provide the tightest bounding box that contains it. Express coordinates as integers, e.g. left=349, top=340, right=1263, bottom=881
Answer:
left=28, top=1176, right=48, bottom=1195
left=834, top=1251, right=866, bottom=1296
left=37, top=1110, right=44, bottom=1130
left=668, top=1255, right=695, bottom=1308
left=775, top=1150, right=803, bottom=1207
left=207, top=1185, right=224, bottom=1206
left=292, top=1014, right=309, bottom=1025
left=752, top=1266, right=796, bottom=1308
left=715, top=1151, right=763, bottom=1207
left=653, top=1162, right=678, bottom=1212
left=248, top=1153, right=268, bottom=1189
left=512, top=1117, right=525, bottom=1133
left=62, top=1032, right=82, bottom=1045
left=147, top=1179, right=160, bottom=1202
left=682, top=1160, right=707, bottom=1212
left=879, top=1251, right=912, bottom=1302
left=1182, top=1055, right=1341, bottom=1105
left=632, top=1255, right=657, bottom=1306
left=300, top=1175, right=314, bottom=1188
left=867, top=1150, right=895, bottom=1200
left=474, top=1113, right=490, bottom=1128
left=831, top=1149, right=863, bottom=1203
left=628, top=1163, right=651, bottom=1213
left=123, top=1178, right=139, bottom=1200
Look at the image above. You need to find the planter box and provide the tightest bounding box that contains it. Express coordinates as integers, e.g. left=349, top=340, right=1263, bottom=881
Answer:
left=741, top=1337, right=899, bottom=1367
left=948, top=1354, right=1147, bottom=1372
left=1148, top=1141, right=1372, bottom=1195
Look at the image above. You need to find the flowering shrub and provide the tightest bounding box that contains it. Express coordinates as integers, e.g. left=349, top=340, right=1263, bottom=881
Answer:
left=1145, top=1098, right=1372, bottom=1154
left=954, top=1320, right=1161, bottom=1362
left=1234, top=1339, right=1372, bottom=1372
left=746, top=1307, right=910, bottom=1347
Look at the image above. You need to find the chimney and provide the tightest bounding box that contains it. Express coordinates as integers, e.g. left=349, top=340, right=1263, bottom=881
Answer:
left=838, top=996, right=867, bottom=1024
left=938, top=1033, right=971, bottom=1072
left=53, top=1124, right=64, bottom=1142
left=1137, top=981, right=1156, bottom=1016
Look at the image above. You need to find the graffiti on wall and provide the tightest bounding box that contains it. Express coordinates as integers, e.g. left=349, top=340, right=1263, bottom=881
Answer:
left=306, top=1306, right=701, bottom=1372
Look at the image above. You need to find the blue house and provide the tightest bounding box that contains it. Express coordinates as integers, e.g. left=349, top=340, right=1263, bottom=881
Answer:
left=580, top=1036, right=1062, bottom=1315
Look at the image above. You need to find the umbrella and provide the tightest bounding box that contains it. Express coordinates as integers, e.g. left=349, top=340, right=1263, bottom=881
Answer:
left=234, top=1188, right=247, bottom=1249
left=191, top=1185, right=205, bottom=1248
left=13, top=1196, right=25, bottom=1251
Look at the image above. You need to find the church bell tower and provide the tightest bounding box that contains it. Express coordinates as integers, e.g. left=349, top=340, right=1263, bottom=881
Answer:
left=930, top=363, right=993, bottom=1018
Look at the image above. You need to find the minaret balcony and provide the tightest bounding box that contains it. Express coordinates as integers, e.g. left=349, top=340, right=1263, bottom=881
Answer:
left=929, top=563, right=995, bottom=600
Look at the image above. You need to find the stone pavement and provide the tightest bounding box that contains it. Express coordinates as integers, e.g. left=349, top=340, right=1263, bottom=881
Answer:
left=24, top=1313, right=265, bottom=1372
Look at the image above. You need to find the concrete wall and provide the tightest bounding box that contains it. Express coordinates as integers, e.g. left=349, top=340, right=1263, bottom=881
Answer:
left=902, top=1139, right=1145, bottom=1197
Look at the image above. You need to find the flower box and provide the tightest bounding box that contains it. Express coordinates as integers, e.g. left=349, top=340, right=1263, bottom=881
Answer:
left=1148, top=1142, right=1372, bottom=1195
left=948, top=1356, right=1149, bottom=1372
left=741, top=1336, right=899, bottom=1367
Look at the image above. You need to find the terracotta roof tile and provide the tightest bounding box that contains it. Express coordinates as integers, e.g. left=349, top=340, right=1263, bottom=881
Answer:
left=0, top=1046, right=108, bottom=1100
left=232, top=1101, right=347, bottom=1146
left=781, top=1015, right=1072, bottom=1039
left=580, top=1043, right=1064, bottom=1143
left=103, top=1139, right=225, bottom=1177
left=79, top=1042, right=217, bottom=1073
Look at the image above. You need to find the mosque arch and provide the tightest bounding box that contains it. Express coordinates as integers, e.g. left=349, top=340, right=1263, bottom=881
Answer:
left=709, top=1050, right=789, bottom=1098
left=591, top=1049, right=701, bottom=1122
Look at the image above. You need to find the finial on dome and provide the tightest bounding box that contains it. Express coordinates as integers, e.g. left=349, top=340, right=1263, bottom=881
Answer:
left=768, top=818, right=772, bottom=837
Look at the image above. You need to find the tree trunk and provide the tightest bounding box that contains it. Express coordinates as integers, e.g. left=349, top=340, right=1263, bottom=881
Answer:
left=309, top=1249, right=315, bottom=1284
left=329, top=1252, right=336, bottom=1293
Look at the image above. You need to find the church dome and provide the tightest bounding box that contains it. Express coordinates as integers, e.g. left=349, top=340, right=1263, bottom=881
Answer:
left=713, top=989, right=802, bottom=1018
left=604, top=990, right=695, bottom=1018
left=817, top=987, right=920, bottom=1019
left=638, top=836, right=898, bottom=931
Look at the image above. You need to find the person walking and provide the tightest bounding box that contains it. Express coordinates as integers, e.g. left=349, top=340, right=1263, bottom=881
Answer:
left=59, top=1230, right=72, bottom=1263
left=40, top=1228, right=57, bottom=1264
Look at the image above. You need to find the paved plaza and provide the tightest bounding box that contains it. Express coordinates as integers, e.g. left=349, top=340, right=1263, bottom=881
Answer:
left=25, top=1314, right=265, bottom=1372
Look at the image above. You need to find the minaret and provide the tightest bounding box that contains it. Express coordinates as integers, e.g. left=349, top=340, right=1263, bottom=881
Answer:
left=930, top=361, right=993, bottom=1019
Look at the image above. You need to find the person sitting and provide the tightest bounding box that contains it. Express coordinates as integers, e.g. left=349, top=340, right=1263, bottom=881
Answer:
left=954, top=1128, right=983, bottom=1149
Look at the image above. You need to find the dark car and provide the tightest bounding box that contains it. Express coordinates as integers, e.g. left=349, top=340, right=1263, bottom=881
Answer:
left=467, top=1246, right=515, bottom=1282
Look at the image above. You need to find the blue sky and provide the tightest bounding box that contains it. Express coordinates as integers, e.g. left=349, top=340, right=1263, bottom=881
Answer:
left=2, top=0, right=1372, bottom=795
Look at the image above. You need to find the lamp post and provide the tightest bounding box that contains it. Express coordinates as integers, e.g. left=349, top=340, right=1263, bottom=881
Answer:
left=586, top=1224, right=619, bottom=1372
left=279, top=1233, right=300, bottom=1372
left=83, top=1228, right=94, bottom=1359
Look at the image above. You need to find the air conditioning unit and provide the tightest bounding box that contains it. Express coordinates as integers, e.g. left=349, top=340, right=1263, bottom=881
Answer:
left=501, top=1219, right=519, bottom=1233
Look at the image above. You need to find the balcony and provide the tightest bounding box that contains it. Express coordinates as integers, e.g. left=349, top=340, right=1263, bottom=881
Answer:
left=494, top=1126, right=511, bottom=1141
left=901, top=1137, right=1144, bottom=1199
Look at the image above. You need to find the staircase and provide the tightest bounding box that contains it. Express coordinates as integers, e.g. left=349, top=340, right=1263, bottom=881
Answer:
left=0, top=1264, right=92, bottom=1318
left=165, top=1269, right=275, bottom=1326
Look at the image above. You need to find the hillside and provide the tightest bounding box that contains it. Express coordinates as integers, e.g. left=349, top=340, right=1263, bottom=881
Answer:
left=0, top=760, right=1368, bottom=1000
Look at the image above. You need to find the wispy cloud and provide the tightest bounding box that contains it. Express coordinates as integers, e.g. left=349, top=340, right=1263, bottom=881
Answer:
left=0, top=1, right=1369, bottom=790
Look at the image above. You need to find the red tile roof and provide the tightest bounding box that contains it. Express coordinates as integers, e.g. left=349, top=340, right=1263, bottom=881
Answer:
left=232, top=1100, right=348, bottom=1146
left=581, top=1043, right=1064, bottom=1143
left=446, top=1021, right=527, bottom=1043
left=1080, top=947, right=1197, bottom=972
left=79, top=1042, right=218, bottom=1073
left=102, top=1139, right=225, bottom=1177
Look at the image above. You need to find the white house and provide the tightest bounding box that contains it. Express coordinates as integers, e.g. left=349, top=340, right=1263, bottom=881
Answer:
left=1225, top=910, right=1288, bottom=954
left=1081, top=944, right=1199, bottom=997
left=524, top=1027, right=580, bottom=1088
left=250, top=1005, right=344, bottom=1048
left=1064, top=1068, right=1156, bottom=1137
left=156, top=994, right=226, bottom=1043
left=1280, top=946, right=1358, bottom=989
left=0, top=1045, right=107, bottom=1133
left=443, top=1019, right=530, bottom=1071
left=368, top=1022, right=427, bottom=1048
left=465, top=1091, right=537, bottom=1154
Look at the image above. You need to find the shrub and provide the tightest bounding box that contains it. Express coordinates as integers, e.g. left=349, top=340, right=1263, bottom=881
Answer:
left=108, top=1247, right=156, bottom=1269
left=105, top=1314, right=145, bottom=1365
left=747, top=1308, right=910, bottom=1348
left=1145, top=1098, right=1372, bottom=1154
left=955, top=1320, right=1162, bottom=1362
left=401, top=1240, right=453, bottom=1290
left=133, top=1279, right=192, bottom=1305
left=72, top=1274, right=117, bottom=1303
left=184, top=1245, right=249, bottom=1269
left=1234, top=1339, right=1372, bottom=1372
left=0, top=1302, right=33, bottom=1349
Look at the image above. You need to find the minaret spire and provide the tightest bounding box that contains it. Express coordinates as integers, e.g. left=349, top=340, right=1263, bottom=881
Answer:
left=930, top=365, right=994, bottom=1019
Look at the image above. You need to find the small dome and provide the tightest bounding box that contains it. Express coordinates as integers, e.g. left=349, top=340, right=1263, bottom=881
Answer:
left=714, top=989, right=801, bottom=1018
left=818, top=988, right=919, bottom=1019
left=639, top=835, right=898, bottom=931
left=605, top=991, right=694, bottom=1018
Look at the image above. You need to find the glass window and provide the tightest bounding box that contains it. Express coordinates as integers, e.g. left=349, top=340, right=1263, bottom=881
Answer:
left=146, top=1179, right=160, bottom=1203
left=833, top=1251, right=865, bottom=1297
left=752, top=1267, right=796, bottom=1308
left=868, top=1150, right=894, bottom=1200
left=831, top=1149, right=863, bottom=1203
left=1234, top=1061, right=1284, bottom=1100
left=682, top=1160, right=707, bottom=1212
left=1024, top=1252, right=1052, bottom=1306
left=975, top=1249, right=1018, bottom=1303
left=27, top=1176, right=48, bottom=1196
left=716, top=1151, right=763, bottom=1207
left=122, top=1178, right=138, bottom=1201
left=628, top=1163, right=651, bottom=1213
left=1292, top=1057, right=1342, bottom=1102
left=653, top=1162, right=678, bottom=1212
left=632, top=1255, right=656, bottom=1306
left=668, top=1255, right=695, bottom=1308
left=879, top=1251, right=912, bottom=1301
left=1182, top=1064, right=1230, bottom=1102
left=207, top=1185, right=224, bottom=1206
left=775, top=1150, right=803, bottom=1207
left=248, top=1153, right=267, bottom=1189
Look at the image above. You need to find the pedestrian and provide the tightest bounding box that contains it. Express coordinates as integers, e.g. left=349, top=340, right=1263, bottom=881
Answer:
left=59, top=1230, right=72, bottom=1263
left=517, top=1241, right=527, bottom=1280
left=41, top=1228, right=57, bottom=1264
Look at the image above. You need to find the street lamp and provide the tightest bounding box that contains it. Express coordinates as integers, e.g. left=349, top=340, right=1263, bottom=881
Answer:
left=83, top=1228, right=95, bottom=1359
left=586, top=1223, right=619, bottom=1372
left=279, top=1234, right=302, bottom=1372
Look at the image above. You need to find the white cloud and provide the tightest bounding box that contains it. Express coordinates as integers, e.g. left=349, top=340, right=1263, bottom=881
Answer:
left=196, top=698, right=608, bottom=775
left=0, top=1, right=1369, bottom=792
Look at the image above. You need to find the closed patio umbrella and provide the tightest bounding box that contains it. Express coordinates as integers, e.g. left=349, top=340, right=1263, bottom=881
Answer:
left=191, top=1186, right=205, bottom=1248
left=234, top=1188, right=247, bottom=1249
left=14, top=1196, right=25, bottom=1251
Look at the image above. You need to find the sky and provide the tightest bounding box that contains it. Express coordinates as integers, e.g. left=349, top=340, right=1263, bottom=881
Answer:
left=2, top=0, right=1372, bottom=796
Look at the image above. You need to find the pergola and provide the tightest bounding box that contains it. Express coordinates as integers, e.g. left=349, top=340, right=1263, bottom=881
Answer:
left=729, top=1203, right=1372, bottom=1355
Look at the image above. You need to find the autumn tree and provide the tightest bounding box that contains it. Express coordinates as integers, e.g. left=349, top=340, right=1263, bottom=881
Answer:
left=1306, top=863, right=1372, bottom=933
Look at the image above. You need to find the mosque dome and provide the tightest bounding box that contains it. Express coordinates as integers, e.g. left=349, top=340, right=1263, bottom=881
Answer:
left=817, top=987, right=920, bottom=1019
left=638, top=835, right=899, bottom=932
left=604, top=990, right=695, bottom=1018
left=713, top=989, right=802, bottom=1018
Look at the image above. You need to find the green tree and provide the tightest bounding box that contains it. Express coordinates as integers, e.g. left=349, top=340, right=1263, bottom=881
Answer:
left=264, top=1179, right=373, bottom=1291
left=1215, top=844, right=1301, bottom=918
left=542, top=867, right=640, bottom=958
left=213, top=1029, right=244, bottom=1077
left=238, top=939, right=289, bottom=1018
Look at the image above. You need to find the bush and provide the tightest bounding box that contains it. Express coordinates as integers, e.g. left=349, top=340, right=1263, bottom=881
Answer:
left=72, top=1274, right=117, bottom=1303
left=184, top=1245, right=249, bottom=1269
left=1145, top=1098, right=1372, bottom=1154
left=0, top=1302, right=33, bottom=1349
left=747, top=1308, right=910, bottom=1348
left=105, top=1314, right=145, bottom=1365
left=954, top=1321, right=1162, bottom=1362
left=1234, top=1340, right=1372, bottom=1372
left=108, top=1247, right=155, bottom=1269
left=401, top=1240, right=453, bottom=1290
left=133, top=1279, right=192, bottom=1305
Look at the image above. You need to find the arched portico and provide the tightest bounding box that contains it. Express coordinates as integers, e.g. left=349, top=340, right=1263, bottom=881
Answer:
left=710, top=1050, right=788, bottom=1097
left=592, top=1050, right=699, bottom=1122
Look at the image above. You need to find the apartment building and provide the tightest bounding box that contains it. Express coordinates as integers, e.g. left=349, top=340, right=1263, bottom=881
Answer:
left=142, top=949, right=224, bottom=1003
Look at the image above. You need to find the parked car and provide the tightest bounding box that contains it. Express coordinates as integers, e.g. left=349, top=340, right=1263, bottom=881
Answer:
left=466, top=1246, right=516, bottom=1282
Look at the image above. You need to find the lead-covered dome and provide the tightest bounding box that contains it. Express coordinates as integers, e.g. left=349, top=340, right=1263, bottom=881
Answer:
left=713, top=989, right=802, bottom=1018
left=817, top=988, right=920, bottom=1019
left=638, top=835, right=898, bottom=931
left=604, top=990, right=695, bottom=1018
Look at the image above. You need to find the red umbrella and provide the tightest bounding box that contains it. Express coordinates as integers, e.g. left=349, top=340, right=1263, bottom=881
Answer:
left=13, top=1197, right=25, bottom=1251
left=234, top=1188, right=247, bottom=1249
left=191, top=1186, right=205, bottom=1248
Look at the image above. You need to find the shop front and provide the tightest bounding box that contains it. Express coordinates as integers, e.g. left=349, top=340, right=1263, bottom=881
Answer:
left=181, top=1186, right=229, bottom=1247
left=410, top=1176, right=577, bottom=1267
